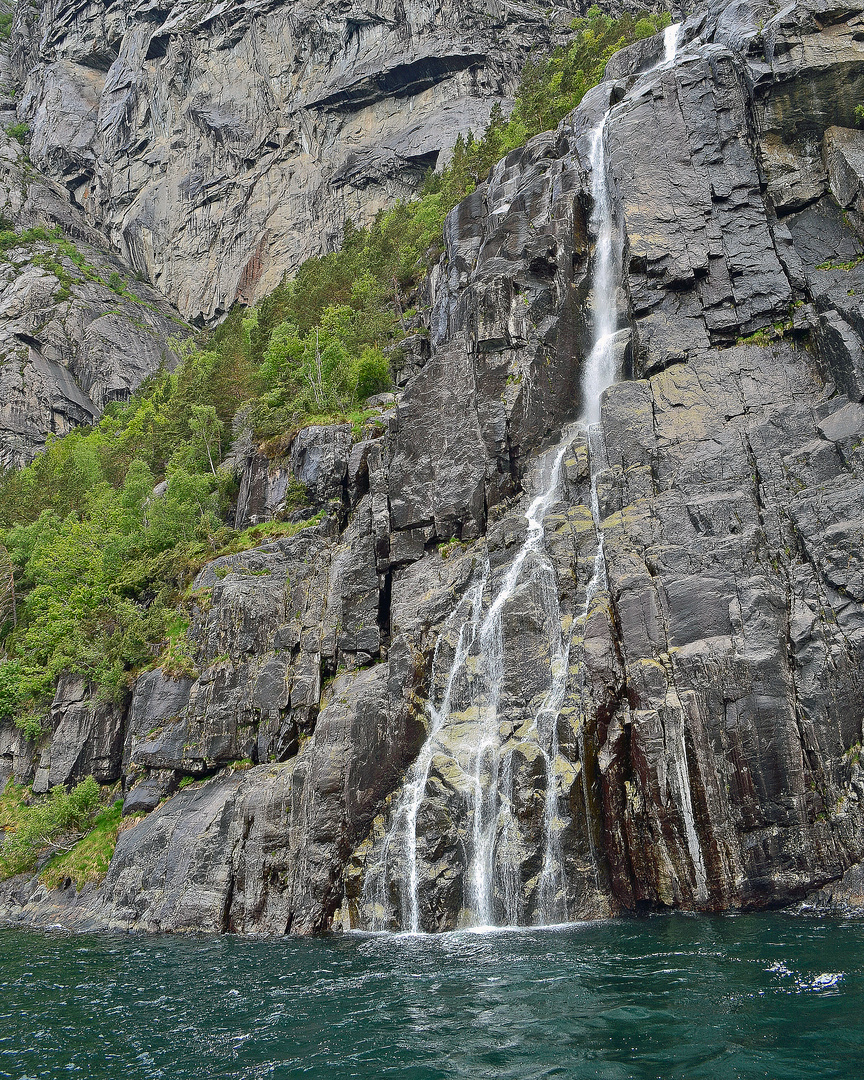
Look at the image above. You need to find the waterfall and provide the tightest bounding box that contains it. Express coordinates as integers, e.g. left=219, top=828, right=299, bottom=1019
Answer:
left=664, top=22, right=682, bottom=66
left=467, top=437, right=576, bottom=928
left=576, top=23, right=710, bottom=912
left=356, top=24, right=687, bottom=934
left=580, top=114, right=619, bottom=428
left=359, top=435, right=577, bottom=932
left=361, top=568, right=489, bottom=932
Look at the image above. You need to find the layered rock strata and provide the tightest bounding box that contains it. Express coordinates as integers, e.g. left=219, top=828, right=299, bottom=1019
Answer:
left=5, top=0, right=864, bottom=932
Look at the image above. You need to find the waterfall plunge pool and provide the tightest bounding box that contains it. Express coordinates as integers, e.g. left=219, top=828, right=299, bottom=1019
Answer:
left=2, top=913, right=863, bottom=1078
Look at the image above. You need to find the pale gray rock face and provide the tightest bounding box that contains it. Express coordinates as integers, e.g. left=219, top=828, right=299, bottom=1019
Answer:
left=0, top=44, right=187, bottom=468
left=8, top=0, right=864, bottom=934
left=11, top=0, right=580, bottom=323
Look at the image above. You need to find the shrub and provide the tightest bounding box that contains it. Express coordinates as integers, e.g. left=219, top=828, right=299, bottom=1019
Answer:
left=7, top=122, right=28, bottom=146
left=40, top=799, right=125, bottom=889
left=0, top=777, right=103, bottom=879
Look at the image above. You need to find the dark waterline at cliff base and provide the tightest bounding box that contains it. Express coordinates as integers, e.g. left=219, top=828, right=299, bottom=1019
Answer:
left=2, top=914, right=863, bottom=1080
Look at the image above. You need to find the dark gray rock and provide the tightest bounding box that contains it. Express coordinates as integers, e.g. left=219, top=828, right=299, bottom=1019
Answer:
left=0, top=721, right=36, bottom=789
left=288, top=425, right=353, bottom=509
left=122, top=771, right=177, bottom=816
left=233, top=452, right=296, bottom=529
left=824, top=126, right=864, bottom=215
left=30, top=676, right=126, bottom=794
left=9, top=0, right=864, bottom=936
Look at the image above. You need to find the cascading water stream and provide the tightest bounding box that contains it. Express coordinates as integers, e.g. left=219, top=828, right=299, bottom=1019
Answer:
left=664, top=21, right=682, bottom=66
left=467, top=437, right=576, bottom=928
left=580, top=114, right=619, bottom=429
left=359, top=24, right=684, bottom=934
left=580, top=19, right=683, bottom=602
left=360, top=436, right=576, bottom=932
left=362, top=569, right=489, bottom=932
left=573, top=20, right=709, bottom=906
left=403, top=571, right=489, bottom=931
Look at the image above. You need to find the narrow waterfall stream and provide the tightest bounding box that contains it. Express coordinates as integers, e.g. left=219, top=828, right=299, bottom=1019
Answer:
left=360, top=437, right=577, bottom=932
left=356, top=26, right=682, bottom=934
left=664, top=20, right=681, bottom=65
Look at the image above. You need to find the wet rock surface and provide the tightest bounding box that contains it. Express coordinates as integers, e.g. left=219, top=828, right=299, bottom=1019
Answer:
left=6, top=0, right=864, bottom=932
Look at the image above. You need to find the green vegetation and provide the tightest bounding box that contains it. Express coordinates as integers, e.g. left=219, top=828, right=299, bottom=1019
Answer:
left=0, top=776, right=104, bottom=879
left=0, top=223, right=143, bottom=303
left=431, top=6, right=670, bottom=197
left=6, top=122, right=27, bottom=146
left=0, top=6, right=669, bottom=737
left=816, top=254, right=864, bottom=272
left=0, top=224, right=53, bottom=255
left=438, top=537, right=467, bottom=560
left=0, top=10, right=13, bottom=43
left=40, top=799, right=124, bottom=889
left=735, top=314, right=798, bottom=347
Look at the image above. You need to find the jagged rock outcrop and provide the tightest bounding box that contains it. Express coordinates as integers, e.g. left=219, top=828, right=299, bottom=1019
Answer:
left=6, top=0, right=864, bottom=933
left=0, top=43, right=187, bottom=468
left=11, top=0, right=580, bottom=322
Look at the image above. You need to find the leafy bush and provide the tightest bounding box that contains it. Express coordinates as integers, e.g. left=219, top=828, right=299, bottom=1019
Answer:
left=40, top=799, right=125, bottom=889
left=0, top=777, right=103, bottom=878
left=6, top=122, right=28, bottom=146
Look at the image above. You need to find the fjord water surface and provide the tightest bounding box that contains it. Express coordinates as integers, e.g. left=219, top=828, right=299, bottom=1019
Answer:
left=2, top=914, right=863, bottom=1079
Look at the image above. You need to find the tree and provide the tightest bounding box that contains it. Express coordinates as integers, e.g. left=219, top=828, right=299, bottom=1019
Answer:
left=189, top=405, right=224, bottom=476
left=0, top=542, right=15, bottom=631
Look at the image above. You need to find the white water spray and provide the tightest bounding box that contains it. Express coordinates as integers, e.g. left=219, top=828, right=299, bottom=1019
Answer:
left=362, top=570, right=488, bottom=932
left=580, top=114, right=619, bottom=428
left=360, top=432, right=577, bottom=932
left=467, top=437, right=576, bottom=928
left=575, top=21, right=709, bottom=908
left=663, top=22, right=682, bottom=66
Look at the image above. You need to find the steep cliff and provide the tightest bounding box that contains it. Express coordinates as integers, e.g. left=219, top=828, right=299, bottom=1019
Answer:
left=1, top=0, right=580, bottom=464
left=0, top=39, right=186, bottom=469
left=5, top=0, right=864, bottom=933
left=11, top=0, right=578, bottom=322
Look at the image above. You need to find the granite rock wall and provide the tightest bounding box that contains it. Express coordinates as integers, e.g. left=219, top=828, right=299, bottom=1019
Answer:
left=5, top=0, right=864, bottom=932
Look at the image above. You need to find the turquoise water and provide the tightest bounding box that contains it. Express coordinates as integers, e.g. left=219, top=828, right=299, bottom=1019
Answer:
left=1, top=914, right=863, bottom=1079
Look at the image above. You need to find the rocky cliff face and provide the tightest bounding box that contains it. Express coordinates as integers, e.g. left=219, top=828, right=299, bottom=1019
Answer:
left=11, top=0, right=578, bottom=323
left=0, top=41, right=186, bottom=469
left=5, top=0, right=864, bottom=933
left=1, top=0, right=579, bottom=463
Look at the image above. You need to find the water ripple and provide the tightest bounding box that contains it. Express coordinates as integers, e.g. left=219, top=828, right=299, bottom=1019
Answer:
left=1, top=914, right=863, bottom=1079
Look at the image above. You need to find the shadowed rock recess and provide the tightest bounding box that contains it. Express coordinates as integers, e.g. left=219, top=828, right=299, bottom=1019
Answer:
left=5, top=0, right=864, bottom=932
